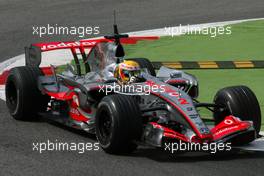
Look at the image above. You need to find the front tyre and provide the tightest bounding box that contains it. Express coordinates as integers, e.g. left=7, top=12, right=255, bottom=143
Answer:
left=95, top=95, right=142, bottom=154
left=213, top=85, right=261, bottom=134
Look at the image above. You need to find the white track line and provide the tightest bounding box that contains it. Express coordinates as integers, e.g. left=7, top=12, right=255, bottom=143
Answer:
left=0, top=18, right=263, bottom=151
left=127, top=17, right=264, bottom=36
left=0, top=85, right=5, bottom=101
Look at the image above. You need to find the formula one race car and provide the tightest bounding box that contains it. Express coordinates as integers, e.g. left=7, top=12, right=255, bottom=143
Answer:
left=4, top=25, right=262, bottom=154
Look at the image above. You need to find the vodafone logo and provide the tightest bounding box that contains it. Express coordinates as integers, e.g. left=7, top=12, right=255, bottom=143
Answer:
left=215, top=125, right=238, bottom=136
left=39, top=41, right=96, bottom=51
left=169, top=92, right=180, bottom=97
left=224, top=119, right=234, bottom=125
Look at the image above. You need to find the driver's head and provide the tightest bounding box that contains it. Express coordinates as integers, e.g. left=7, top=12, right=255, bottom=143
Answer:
left=114, top=60, right=141, bottom=84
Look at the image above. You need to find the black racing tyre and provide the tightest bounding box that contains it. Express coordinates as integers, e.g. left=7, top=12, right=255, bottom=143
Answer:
left=213, top=85, right=261, bottom=134
left=95, top=94, right=142, bottom=154
left=5, top=66, right=50, bottom=120
left=126, top=58, right=156, bottom=76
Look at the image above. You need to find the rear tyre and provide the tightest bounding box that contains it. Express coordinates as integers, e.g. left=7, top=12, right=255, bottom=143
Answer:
left=95, top=94, right=142, bottom=154
left=126, top=58, right=156, bottom=76
left=5, top=66, right=50, bottom=120
left=213, top=85, right=261, bottom=134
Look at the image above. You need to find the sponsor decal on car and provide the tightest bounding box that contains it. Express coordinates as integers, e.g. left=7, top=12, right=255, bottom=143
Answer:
left=38, top=41, right=97, bottom=51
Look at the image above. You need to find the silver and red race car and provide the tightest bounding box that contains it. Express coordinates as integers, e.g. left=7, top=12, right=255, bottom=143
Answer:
left=3, top=26, right=262, bottom=154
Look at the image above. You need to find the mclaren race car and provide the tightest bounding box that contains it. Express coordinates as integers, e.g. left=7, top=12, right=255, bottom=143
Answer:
left=3, top=25, right=262, bottom=154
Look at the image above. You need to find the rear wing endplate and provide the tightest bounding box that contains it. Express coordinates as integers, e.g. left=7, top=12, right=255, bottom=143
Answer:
left=25, top=45, right=42, bottom=67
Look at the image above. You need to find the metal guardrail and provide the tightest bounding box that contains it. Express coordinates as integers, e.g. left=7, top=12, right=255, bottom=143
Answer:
left=151, top=60, right=264, bottom=69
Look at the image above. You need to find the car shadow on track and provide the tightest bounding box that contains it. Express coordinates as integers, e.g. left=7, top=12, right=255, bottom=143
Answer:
left=32, top=115, right=264, bottom=163
left=40, top=118, right=97, bottom=140
left=129, top=147, right=264, bottom=162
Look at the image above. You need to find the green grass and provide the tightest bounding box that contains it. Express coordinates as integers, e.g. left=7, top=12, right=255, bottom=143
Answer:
left=124, top=20, right=264, bottom=61
left=188, top=69, right=264, bottom=130
left=124, top=20, right=264, bottom=130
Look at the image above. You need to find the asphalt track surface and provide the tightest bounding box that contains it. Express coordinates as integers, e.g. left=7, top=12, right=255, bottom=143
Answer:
left=1, top=0, right=264, bottom=175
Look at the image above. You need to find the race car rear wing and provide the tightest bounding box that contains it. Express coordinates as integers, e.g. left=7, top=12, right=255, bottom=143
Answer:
left=25, top=39, right=104, bottom=67
left=25, top=36, right=159, bottom=67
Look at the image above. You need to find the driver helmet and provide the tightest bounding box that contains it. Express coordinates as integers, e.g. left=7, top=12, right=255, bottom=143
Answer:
left=114, top=60, right=141, bottom=84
